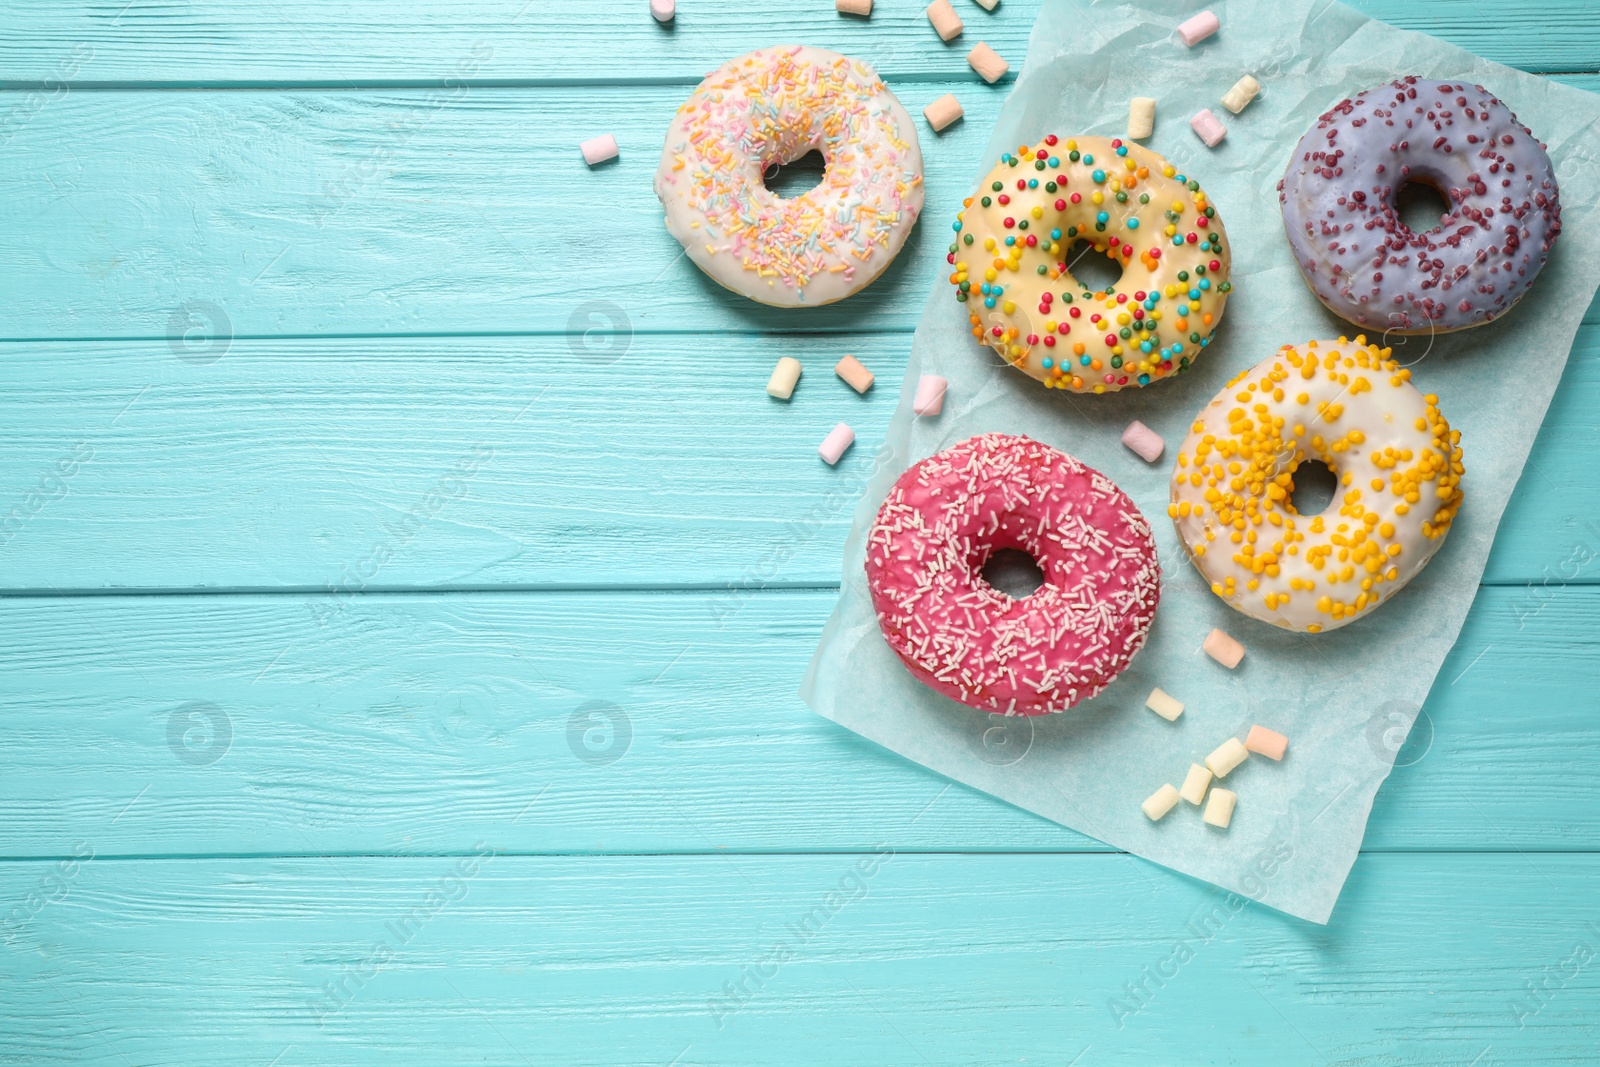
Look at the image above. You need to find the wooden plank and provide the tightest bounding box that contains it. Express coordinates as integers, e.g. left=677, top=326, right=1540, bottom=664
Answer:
left=0, top=0, right=1037, bottom=87
left=1, top=0, right=1596, bottom=85
left=0, top=327, right=1593, bottom=592
left=0, top=584, right=1594, bottom=859
left=3, top=852, right=1598, bottom=1065
left=4, top=77, right=1595, bottom=343
left=0, top=81, right=1003, bottom=339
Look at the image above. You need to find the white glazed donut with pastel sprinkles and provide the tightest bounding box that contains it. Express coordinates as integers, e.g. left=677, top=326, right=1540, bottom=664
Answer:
left=948, top=136, right=1233, bottom=393
left=654, top=46, right=924, bottom=307
left=1169, top=337, right=1465, bottom=633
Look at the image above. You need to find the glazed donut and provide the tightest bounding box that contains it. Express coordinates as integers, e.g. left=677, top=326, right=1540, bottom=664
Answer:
left=866, top=433, right=1160, bottom=715
left=1169, top=337, right=1465, bottom=633
left=947, top=136, right=1232, bottom=393
left=1279, top=77, right=1561, bottom=334
left=654, top=46, right=924, bottom=307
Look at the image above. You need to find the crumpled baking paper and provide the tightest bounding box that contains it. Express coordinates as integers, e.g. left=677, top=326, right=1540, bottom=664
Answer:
left=802, top=0, right=1600, bottom=923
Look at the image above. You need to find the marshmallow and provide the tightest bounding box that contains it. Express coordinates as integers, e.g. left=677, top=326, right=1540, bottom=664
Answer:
left=819, top=423, right=855, bottom=465
left=650, top=0, right=675, bottom=21
left=1206, top=737, right=1249, bottom=779
left=1127, top=96, right=1156, bottom=140
left=767, top=356, right=802, bottom=400
left=971, top=0, right=999, bottom=8
left=1203, top=787, right=1237, bottom=828
left=924, top=93, right=965, bottom=133
left=967, top=42, right=1008, bottom=82
left=1221, top=75, right=1261, bottom=115
left=1190, top=108, right=1227, bottom=148
left=913, top=375, right=948, bottom=416
left=1145, top=687, right=1184, bottom=722
left=836, top=0, right=873, bottom=14
left=1142, top=784, right=1181, bottom=822
left=1121, top=419, right=1165, bottom=463
left=1177, top=10, right=1219, bottom=46
left=1203, top=627, right=1244, bottom=669
left=927, top=0, right=963, bottom=40
left=581, top=134, right=619, bottom=166
left=1246, top=725, right=1289, bottom=761
left=835, top=354, right=874, bottom=393
left=1179, top=763, right=1213, bottom=805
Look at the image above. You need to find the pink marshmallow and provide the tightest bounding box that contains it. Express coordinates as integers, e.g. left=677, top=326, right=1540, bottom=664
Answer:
left=1121, top=419, right=1164, bottom=463
left=819, top=423, right=855, bottom=465
left=650, top=0, right=675, bottom=21
left=913, top=375, right=948, bottom=416
left=1203, top=627, right=1245, bottom=669
left=1190, top=109, right=1227, bottom=148
left=1246, top=725, right=1289, bottom=761
left=581, top=134, right=619, bottom=165
left=1177, top=10, right=1219, bottom=46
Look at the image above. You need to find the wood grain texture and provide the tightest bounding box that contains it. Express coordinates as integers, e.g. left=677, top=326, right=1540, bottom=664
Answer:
left=0, top=81, right=1000, bottom=339
left=3, top=853, right=1599, bottom=1066
left=0, top=0, right=1594, bottom=85
left=3, top=0, right=1599, bottom=1060
left=0, top=585, right=1593, bottom=858
left=0, top=0, right=1031, bottom=86
left=0, top=328, right=1595, bottom=592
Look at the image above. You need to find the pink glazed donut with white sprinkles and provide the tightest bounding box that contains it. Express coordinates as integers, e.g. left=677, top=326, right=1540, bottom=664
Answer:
left=1279, top=77, right=1561, bottom=333
left=865, top=433, right=1160, bottom=716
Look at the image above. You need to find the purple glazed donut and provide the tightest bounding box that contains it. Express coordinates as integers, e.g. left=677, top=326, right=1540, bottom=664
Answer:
left=1279, top=77, right=1561, bottom=334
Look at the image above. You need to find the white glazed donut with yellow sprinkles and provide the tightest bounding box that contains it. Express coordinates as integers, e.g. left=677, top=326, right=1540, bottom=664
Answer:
left=654, top=45, right=924, bottom=308
left=948, top=135, right=1232, bottom=393
left=1170, top=337, right=1465, bottom=633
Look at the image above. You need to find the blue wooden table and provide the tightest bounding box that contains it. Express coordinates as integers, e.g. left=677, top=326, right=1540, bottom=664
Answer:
left=2, top=1, right=1598, bottom=1063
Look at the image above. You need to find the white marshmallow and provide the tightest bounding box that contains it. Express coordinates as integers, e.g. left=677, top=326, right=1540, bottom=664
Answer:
left=1127, top=97, right=1156, bottom=140
left=1203, top=788, right=1237, bottom=828
left=1206, top=737, right=1249, bottom=779
left=1221, top=75, right=1260, bottom=115
left=1145, top=687, right=1184, bottom=722
left=1142, top=784, right=1181, bottom=822
left=1180, top=763, right=1213, bottom=805
left=767, top=357, right=802, bottom=399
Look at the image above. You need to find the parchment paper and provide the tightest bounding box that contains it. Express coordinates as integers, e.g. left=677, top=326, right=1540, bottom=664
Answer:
left=801, top=0, right=1600, bottom=923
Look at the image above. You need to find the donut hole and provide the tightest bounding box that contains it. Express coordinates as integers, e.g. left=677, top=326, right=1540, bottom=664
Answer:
left=1063, top=239, right=1125, bottom=295
left=762, top=150, right=827, bottom=200
left=979, top=547, right=1046, bottom=599
left=1394, top=179, right=1452, bottom=235
left=1287, top=459, right=1339, bottom=517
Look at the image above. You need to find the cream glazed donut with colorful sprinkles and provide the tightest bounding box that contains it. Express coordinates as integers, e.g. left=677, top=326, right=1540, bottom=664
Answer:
left=866, top=433, right=1160, bottom=715
left=949, top=136, right=1233, bottom=393
left=654, top=46, right=924, bottom=307
left=1170, top=337, right=1465, bottom=633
